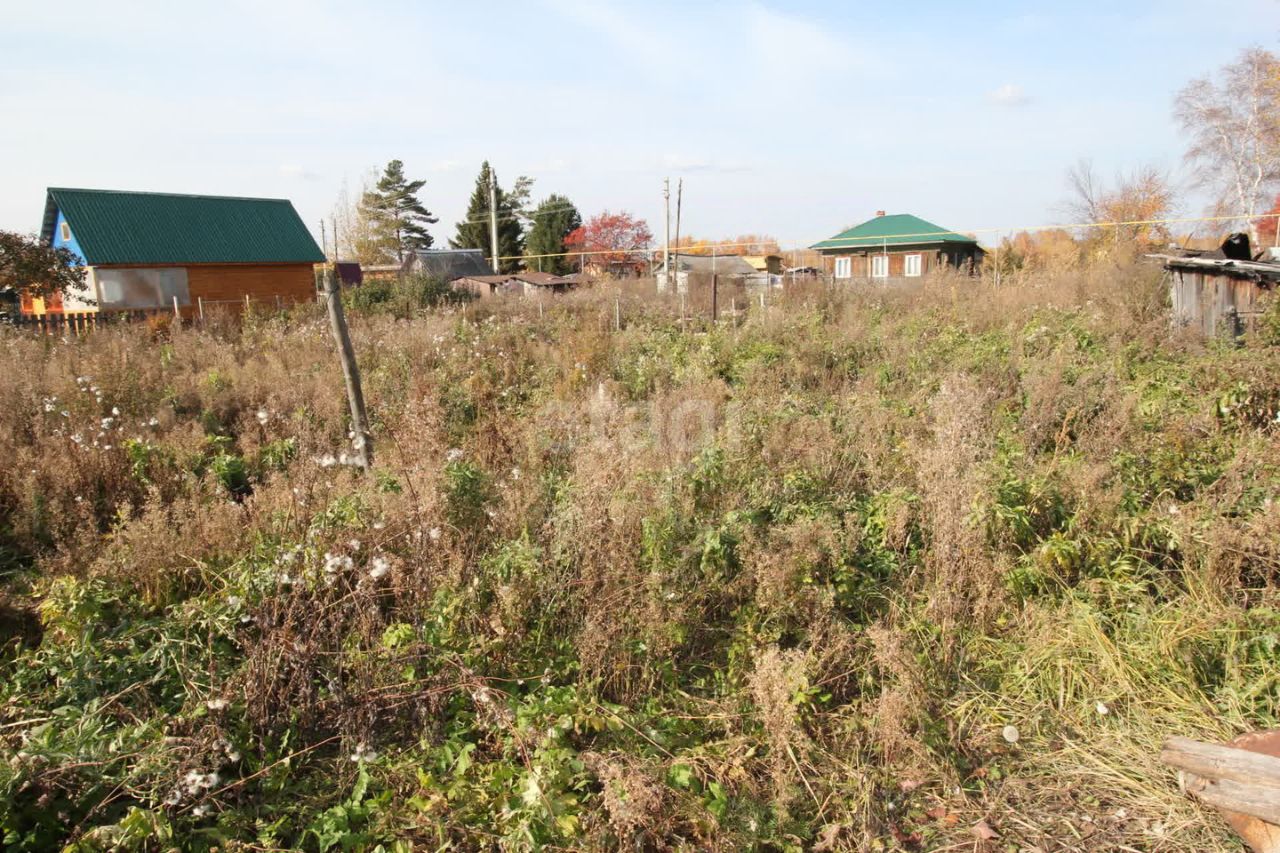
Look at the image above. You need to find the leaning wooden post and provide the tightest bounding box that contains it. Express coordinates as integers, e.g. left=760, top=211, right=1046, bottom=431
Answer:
left=322, top=267, right=373, bottom=471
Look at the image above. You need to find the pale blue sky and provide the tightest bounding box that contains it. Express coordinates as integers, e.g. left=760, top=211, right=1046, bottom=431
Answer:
left=1, top=0, right=1276, bottom=249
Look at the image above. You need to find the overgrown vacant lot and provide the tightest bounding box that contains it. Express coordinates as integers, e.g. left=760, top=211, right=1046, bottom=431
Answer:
left=2, top=266, right=1279, bottom=851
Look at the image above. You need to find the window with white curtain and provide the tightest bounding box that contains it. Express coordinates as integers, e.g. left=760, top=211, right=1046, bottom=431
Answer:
left=871, top=255, right=889, bottom=278
left=834, top=257, right=852, bottom=279
left=904, top=254, right=922, bottom=277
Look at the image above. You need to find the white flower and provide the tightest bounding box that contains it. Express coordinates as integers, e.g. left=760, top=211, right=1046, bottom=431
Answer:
left=192, top=803, right=212, bottom=817
left=510, top=467, right=521, bottom=480
left=163, top=789, right=182, bottom=806
left=256, top=408, right=269, bottom=425
left=348, top=539, right=361, bottom=551
left=1096, top=701, right=1110, bottom=716
left=206, top=697, right=230, bottom=711
left=111, top=406, right=120, bottom=416
left=100, top=417, right=114, bottom=430
left=1001, top=725, right=1020, bottom=744
left=315, top=454, right=337, bottom=468
left=148, top=417, right=160, bottom=427
left=349, top=742, right=378, bottom=762
left=323, top=553, right=353, bottom=575
left=446, top=448, right=464, bottom=463
left=369, top=556, right=390, bottom=580
left=70, top=433, right=84, bottom=445
left=428, top=527, right=441, bottom=542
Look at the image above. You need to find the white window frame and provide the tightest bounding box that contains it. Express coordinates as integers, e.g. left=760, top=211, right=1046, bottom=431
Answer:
left=834, top=256, right=852, bottom=279
left=871, top=254, right=889, bottom=279
left=60, top=221, right=71, bottom=242
left=904, top=253, right=922, bottom=277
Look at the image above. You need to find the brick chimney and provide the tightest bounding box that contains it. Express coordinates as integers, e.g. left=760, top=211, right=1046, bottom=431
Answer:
left=875, top=210, right=886, bottom=217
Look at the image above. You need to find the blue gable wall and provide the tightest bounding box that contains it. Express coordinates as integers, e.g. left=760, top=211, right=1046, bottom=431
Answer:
left=50, top=208, right=86, bottom=265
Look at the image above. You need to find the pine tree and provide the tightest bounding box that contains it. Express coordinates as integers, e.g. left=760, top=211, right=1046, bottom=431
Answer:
left=451, top=161, right=524, bottom=273
left=359, top=159, right=438, bottom=263
left=523, top=195, right=581, bottom=274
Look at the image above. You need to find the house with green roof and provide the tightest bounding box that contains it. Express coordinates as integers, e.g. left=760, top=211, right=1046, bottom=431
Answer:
left=811, top=212, right=984, bottom=281
left=30, top=188, right=324, bottom=318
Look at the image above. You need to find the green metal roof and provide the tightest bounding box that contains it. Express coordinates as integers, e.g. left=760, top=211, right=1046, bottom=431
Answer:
left=42, top=188, right=324, bottom=265
left=811, top=213, right=978, bottom=251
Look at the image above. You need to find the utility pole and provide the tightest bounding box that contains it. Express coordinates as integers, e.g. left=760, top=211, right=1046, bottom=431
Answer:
left=662, top=178, right=671, bottom=291
left=711, top=247, right=718, bottom=322
left=320, top=220, right=328, bottom=260
left=673, top=178, right=683, bottom=295
left=488, top=169, right=500, bottom=273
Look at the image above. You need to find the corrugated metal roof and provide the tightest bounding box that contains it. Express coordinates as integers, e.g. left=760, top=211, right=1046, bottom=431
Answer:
left=811, top=213, right=978, bottom=250
left=41, top=188, right=324, bottom=265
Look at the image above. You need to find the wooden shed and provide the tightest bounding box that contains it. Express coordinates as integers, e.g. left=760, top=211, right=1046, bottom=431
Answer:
left=32, top=188, right=324, bottom=319
left=450, top=271, right=575, bottom=300
left=1154, top=253, right=1280, bottom=338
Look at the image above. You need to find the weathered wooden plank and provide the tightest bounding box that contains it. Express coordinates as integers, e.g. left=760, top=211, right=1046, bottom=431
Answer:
left=1183, top=772, right=1280, bottom=828
left=1162, top=737, right=1280, bottom=789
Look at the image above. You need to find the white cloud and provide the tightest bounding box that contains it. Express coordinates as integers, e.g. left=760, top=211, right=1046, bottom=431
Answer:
left=988, top=83, right=1030, bottom=107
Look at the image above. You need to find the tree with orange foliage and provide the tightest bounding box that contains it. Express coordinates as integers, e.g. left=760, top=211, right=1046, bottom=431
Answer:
left=564, top=211, right=653, bottom=267
left=1063, top=159, right=1176, bottom=252
left=671, top=234, right=781, bottom=256
left=1256, top=193, right=1280, bottom=248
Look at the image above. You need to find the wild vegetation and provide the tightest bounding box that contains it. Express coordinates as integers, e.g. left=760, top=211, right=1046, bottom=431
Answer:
left=1, top=263, right=1279, bottom=851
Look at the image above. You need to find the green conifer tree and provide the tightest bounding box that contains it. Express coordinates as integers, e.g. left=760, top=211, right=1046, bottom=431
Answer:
left=359, top=160, right=438, bottom=263
left=523, top=195, right=582, bottom=274
left=451, top=161, right=524, bottom=273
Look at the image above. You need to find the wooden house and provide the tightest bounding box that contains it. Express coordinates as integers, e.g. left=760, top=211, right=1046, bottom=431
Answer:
left=30, top=188, right=324, bottom=319
left=812, top=212, right=984, bottom=280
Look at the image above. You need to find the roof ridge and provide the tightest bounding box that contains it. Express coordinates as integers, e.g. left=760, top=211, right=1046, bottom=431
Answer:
left=49, top=187, right=293, bottom=204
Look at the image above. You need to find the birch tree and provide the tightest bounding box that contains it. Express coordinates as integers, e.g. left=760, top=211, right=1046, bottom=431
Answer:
left=1174, top=48, right=1280, bottom=244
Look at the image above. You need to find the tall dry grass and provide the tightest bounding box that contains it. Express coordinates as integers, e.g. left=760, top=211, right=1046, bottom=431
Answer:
left=0, top=260, right=1277, bottom=850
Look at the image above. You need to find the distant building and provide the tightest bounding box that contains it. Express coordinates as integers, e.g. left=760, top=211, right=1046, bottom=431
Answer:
left=334, top=262, right=363, bottom=287
left=31, top=187, right=323, bottom=318
left=743, top=254, right=784, bottom=275
left=657, top=252, right=769, bottom=292
left=451, top=271, right=575, bottom=299
left=360, top=249, right=491, bottom=283
left=811, top=212, right=984, bottom=280
left=405, top=248, right=491, bottom=281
